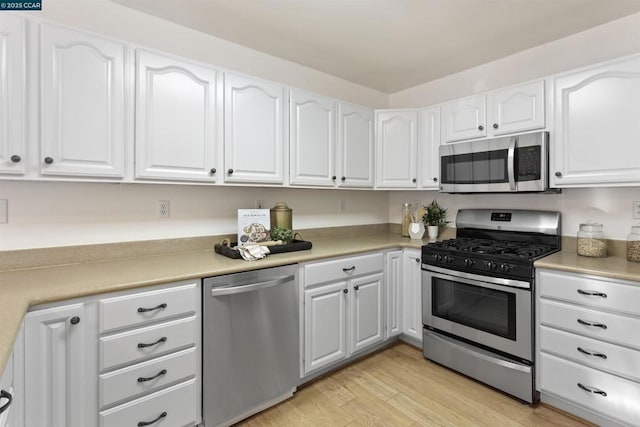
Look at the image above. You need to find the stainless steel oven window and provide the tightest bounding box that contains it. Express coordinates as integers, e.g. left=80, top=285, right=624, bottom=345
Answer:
left=431, top=275, right=516, bottom=340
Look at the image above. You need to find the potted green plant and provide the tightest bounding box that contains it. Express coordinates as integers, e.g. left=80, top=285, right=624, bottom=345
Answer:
left=422, top=200, right=449, bottom=239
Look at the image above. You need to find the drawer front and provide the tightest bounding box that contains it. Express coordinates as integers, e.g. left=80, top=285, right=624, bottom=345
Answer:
left=99, top=281, right=198, bottom=333
left=304, top=253, right=384, bottom=287
left=540, top=326, right=640, bottom=382
left=539, top=269, right=640, bottom=316
left=539, top=299, right=640, bottom=350
left=100, top=347, right=197, bottom=408
left=540, top=353, right=640, bottom=427
left=0, top=352, right=12, bottom=390
left=100, top=378, right=197, bottom=427
left=100, top=316, right=197, bottom=370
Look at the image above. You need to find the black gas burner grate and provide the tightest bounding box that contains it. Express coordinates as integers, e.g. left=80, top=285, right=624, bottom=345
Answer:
left=430, top=238, right=554, bottom=260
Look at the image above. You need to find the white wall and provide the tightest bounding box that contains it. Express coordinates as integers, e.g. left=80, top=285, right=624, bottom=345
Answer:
left=388, top=188, right=640, bottom=241
left=0, top=182, right=389, bottom=250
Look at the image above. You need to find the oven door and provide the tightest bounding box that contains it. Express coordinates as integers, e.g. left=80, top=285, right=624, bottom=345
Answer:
left=422, top=266, right=532, bottom=361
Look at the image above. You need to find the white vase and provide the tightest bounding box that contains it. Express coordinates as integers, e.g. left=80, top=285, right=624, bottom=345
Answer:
left=408, top=222, right=425, bottom=240
left=427, top=225, right=439, bottom=239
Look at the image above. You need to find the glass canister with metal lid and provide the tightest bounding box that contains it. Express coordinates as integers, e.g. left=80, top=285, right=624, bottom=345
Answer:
left=626, top=225, right=640, bottom=263
left=577, top=221, right=607, bottom=257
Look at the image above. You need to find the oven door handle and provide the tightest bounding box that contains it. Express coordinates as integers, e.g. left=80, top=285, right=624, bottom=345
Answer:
left=507, top=136, right=517, bottom=191
left=424, top=264, right=531, bottom=290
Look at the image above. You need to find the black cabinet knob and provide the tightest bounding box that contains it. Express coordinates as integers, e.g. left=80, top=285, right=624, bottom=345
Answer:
left=433, top=177, right=438, bottom=182
left=10, top=155, right=21, bottom=163
left=493, top=123, right=499, bottom=129
left=478, top=125, right=484, bottom=131
left=555, top=171, right=562, bottom=177
left=412, top=178, right=417, bottom=183
left=332, top=176, right=337, bottom=180
left=210, top=168, right=216, bottom=175
left=343, top=288, right=348, bottom=293
left=341, top=177, right=346, bottom=182
left=70, top=316, right=80, bottom=325
left=353, top=285, right=360, bottom=291
left=415, top=258, right=420, bottom=263
left=228, top=168, right=234, bottom=175
left=44, top=157, right=54, bottom=164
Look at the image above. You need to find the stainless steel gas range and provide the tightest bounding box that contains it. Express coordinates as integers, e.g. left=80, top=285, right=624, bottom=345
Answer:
left=421, top=209, right=561, bottom=403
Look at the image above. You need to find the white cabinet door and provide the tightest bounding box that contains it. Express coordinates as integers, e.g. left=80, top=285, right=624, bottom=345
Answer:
left=224, top=72, right=285, bottom=184
left=303, top=281, right=348, bottom=374
left=402, top=249, right=422, bottom=342
left=0, top=15, right=26, bottom=175
left=350, top=273, right=384, bottom=353
left=290, top=89, right=336, bottom=187
left=553, top=55, right=640, bottom=186
left=385, top=250, right=403, bottom=338
left=338, top=103, right=374, bottom=188
left=135, top=49, right=219, bottom=182
left=488, top=80, right=545, bottom=136
left=441, top=94, right=486, bottom=143
left=375, top=110, right=418, bottom=188
left=40, top=24, right=127, bottom=178
left=419, top=107, right=441, bottom=189
left=24, top=303, right=93, bottom=427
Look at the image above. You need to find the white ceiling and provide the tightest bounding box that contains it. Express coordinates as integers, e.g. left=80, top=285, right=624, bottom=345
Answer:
left=111, top=0, right=640, bottom=93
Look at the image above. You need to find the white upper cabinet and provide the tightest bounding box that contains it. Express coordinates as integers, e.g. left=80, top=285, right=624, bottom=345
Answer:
left=289, top=89, right=336, bottom=187
left=337, top=103, right=374, bottom=188
left=0, top=15, right=26, bottom=175
left=441, top=94, right=486, bottom=143
left=552, top=55, right=640, bottom=187
left=375, top=110, right=418, bottom=188
left=135, top=49, right=220, bottom=182
left=488, top=80, right=545, bottom=136
left=40, top=24, right=128, bottom=178
left=419, top=107, right=441, bottom=189
left=224, top=72, right=286, bottom=184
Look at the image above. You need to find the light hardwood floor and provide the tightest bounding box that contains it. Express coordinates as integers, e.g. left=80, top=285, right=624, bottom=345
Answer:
left=238, top=342, right=594, bottom=426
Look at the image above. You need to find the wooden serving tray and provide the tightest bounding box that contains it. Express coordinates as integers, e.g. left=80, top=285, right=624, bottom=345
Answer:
left=214, top=239, right=313, bottom=259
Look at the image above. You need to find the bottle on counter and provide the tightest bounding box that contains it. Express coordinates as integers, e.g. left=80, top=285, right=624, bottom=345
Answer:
left=401, top=203, right=412, bottom=237
left=577, top=221, right=607, bottom=258
left=626, top=225, right=640, bottom=263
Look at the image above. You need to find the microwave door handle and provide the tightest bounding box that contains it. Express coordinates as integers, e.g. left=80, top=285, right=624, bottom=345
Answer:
left=507, top=136, right=516, bottom=191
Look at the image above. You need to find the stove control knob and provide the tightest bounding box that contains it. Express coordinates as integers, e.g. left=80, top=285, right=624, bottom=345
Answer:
left=464, top=258, right=475, bottom=267
left=432, top=254, right=442, bottom=262
left=443, top=255, right=454, bottom=264
left=487, top=261, right=497, bottom=271
left=500, top=263, right=511, bottom=273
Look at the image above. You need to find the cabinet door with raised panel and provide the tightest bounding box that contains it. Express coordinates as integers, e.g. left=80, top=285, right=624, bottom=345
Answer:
left=290, top=89, right=336, bottom=187
left=0, top=15, right=26, bottom=175
left=385, top=250, right=402, bottom=338
left=419, top=107, right=441, bottom=189
left=375, top=110, right=418, bottom=188
left=224, top=72, right=285, bottom=184
left=351, top=273, right=384, bottom=353
left=40, top=24, right=127, bottom=178
left=553, top=55, right=640, bottom=186
left=402, top=249, right=422, bottom=342
left=24, top=303, right=95, bottom=427
left=488, top=80, right=544, bottom=136
left=135, top=49, right=219, bottom=182
left=441, top=94, right=486, bottom=143
left=338, top=103, right=374, bottom=188
left=303, top=281, right=348, bottom=375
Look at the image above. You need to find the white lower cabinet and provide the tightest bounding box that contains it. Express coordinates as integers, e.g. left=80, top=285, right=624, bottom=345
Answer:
left=302, top=253, right=385, bottom=376
left=23, top=280, right=200, bottom=427
left=402, top=248, right=422, bottom=343
left=385, top=250, right=403, bottom=338
left=537, top=268, right=640, bottom=426
left=0, top=325, right=24, bottom=427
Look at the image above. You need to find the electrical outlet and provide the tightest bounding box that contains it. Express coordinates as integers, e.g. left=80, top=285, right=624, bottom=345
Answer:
left=338, top=199, right=345, bottom=212
left=0, top=199, right=7, bottom=223
left=633, top=201, right=640, bottom=219
left=158, top=200, right=170, bottom=218
left=255, top=199, right=264, bottom=209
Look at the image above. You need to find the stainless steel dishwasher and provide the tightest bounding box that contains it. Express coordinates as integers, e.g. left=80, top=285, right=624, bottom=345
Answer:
left=202, top=264, right=298, bottom=427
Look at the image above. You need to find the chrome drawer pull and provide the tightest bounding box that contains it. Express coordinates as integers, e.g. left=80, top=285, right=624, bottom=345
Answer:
left=342, top=266, right=356, bottom=273
left=137, top=336, right=167, bottom=348
left=577, top=289, right=607, bottom=298
left=137, top=303, right=167, bottom=313
left=577, top=383, right=607, bottom=397
left=577, top=347, right=607, bottom=359
left=137, top=369, right=167, bottom=383
left=577, top=319, right=607, bottom=329
left=0, top=390, right=12, bottom=415
left=138, top=411, right=167, bottom=426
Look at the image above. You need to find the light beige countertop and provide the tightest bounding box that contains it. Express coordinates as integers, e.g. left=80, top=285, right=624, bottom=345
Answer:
left=535, top=249, right=640, bottom=282
left=0, top=229, right=434, bottom=373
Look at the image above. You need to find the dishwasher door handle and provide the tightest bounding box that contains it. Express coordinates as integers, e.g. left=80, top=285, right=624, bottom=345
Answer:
left=210, top=275, right=294, bottom=297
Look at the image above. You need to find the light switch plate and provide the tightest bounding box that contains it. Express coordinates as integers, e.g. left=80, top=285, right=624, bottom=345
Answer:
left=0, top=199, right=7, bottom=223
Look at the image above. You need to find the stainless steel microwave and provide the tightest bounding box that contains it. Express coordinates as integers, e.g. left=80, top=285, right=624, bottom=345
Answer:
left=439, top=131, right=551, bottom=193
